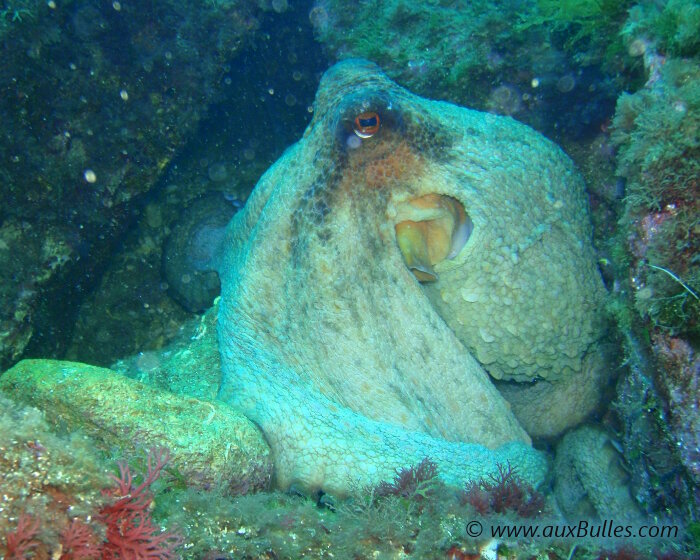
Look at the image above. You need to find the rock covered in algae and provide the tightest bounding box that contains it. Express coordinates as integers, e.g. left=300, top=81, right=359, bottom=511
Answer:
left=0, top=392, right=110, bottom=540
left=215, top=58, right=614, bottom=495
left=0, top=359, right=272, bottom=495
left=0, top=0, right=267, bottom=371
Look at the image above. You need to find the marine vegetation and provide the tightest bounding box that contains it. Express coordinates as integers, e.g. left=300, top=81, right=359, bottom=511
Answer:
left=2, top=449, right=183, bottom=559
left=603, top=0, right=700, bottom=524
left=612, top=58, right=699, bottom=338
left=460, top=462, right=545, bottom=519
left=622, top=0, right=700, bottom=57
left=1, top=0, right=699, bottom=556
left=0, top=391, right=182, bottom=558
left=519, top=0, right=634, bottom=62
left=374, top=457, right=441, bottom=505
left=309, top=0, right=624, bottom=138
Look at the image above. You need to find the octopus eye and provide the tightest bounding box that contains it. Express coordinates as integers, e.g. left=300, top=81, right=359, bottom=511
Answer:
left=353, top=112, right=380, bottom=138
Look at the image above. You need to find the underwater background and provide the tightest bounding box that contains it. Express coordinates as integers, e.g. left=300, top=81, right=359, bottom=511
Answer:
left=0, top=0, right=698, bottom=558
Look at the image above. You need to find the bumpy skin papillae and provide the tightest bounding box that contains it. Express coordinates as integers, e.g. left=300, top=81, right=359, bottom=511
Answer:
left=216, top=60, right=605, bottom=494
left=420, top=130, right=606, bottom=384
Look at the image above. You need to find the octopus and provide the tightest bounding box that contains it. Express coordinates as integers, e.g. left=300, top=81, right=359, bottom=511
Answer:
left=215, top=59, right=609, bottom=495
left=163, top=192, right=241, bottom=313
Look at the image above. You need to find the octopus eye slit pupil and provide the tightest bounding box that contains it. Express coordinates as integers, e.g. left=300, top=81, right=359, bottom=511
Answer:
left=352, top=111, right=381, bottom=139
left=358, top=116, right=377, bottom=127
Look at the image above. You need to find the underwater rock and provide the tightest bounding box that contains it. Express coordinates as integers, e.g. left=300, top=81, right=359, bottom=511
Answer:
left=0, top=219, right=80, bottom=371
left=612, top=58, right=699, bottom=340
left=163, top=193, right=241, bottom=313
left=309, top=0, right=620, bottom=138
left=651, top=333, right=700, bottom=489
left=215, top=59, right=607, bottom=494
left=610, top=54, right=699, bottom=518
left=553, top=426, right=643, bottom=522
left=0, top=359, right=272, bottom=495
left=0, top=0, right=265, bottom=369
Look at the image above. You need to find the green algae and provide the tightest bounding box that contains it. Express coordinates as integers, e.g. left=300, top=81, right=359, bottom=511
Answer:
left=623, top=0, right=700, bottom=57
left=612, top=58, right=700, bottom=337
left=519, top=0, right=633, bottom=63
left=311, top=0, right=539, bottom=107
